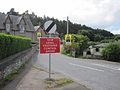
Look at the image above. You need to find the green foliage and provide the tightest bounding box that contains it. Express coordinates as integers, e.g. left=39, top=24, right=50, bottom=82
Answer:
left=78, top=29, right=94, bottom=41
left=28, top=13, right=114, bottom=41
left=88, top=41, right=98, bottom=46
left=102, top=43, right=120, bottom=62
left=4, top=69, right=19, bottom=81
left=72, top=34, right=89, bottom=56
left=6, top=9, right=114, bottom=42
left=100, top=39, right=115, bottom=43
left=63, top=34, right=89, bottom=57
left=114, top=35, right=120, bottom=41
left=0, top=33, right=31, bottom=60
left=0, top=63, right=26, bottom=88
left=78, top=29, right=113, bottom=41
left=37, top=32, right=41, bottom=37
left=44, top=78, right=73, bottom=88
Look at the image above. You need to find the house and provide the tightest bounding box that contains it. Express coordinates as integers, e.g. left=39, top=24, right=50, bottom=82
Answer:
left=83, top=43, right=108, bottom=59
left=34, top=25, right=59, bottom=38
left=34, top=25, right=46, bottom=37
left=0, top=12, right=35, bottom=41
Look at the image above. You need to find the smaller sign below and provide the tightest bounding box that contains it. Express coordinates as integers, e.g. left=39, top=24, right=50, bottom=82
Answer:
left=40, top=38, right=60, bottom=54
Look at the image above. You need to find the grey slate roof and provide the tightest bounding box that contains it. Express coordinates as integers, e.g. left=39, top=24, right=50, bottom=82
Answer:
left=16, top=16, right=23, bottom=25
left=0, top=13, right=6, bottom=29
left=0, top=13, right=34, bottom=32
left=34, top=26, right=40, bottom=31
left=10, top=15, right=19, bottom=30
left=24, top=15, right=34, bottom=31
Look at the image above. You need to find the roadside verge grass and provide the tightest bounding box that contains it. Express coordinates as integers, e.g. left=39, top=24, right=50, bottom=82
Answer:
left=44, top=78, right=73, bottom=89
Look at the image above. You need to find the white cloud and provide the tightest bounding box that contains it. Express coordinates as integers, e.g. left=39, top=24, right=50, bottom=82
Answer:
left=0, top=0, right=120, bottom=33
left=69, top=0, right=120, bottom=29
left=111, top=29, right=120, bottom=34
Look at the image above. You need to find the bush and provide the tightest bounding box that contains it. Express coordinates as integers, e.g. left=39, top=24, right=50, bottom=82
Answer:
left=102, top=43, right=120, bottom=62
left=88, top=41, right=97, bottom=46
left=63, top=34, right=89, bottom=57
left=71, top=34, right=89, bottom=56
left=0, top=33, right=31, bottom=60
left=100, top=39, right=115, bottom=43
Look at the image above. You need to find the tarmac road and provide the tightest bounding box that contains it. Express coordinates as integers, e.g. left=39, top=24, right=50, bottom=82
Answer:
left=35, top=52, right=120, bottom=90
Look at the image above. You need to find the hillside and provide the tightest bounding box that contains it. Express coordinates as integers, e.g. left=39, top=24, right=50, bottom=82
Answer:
left=4, top=8, right=114, bottom=41
left=29, top=13, right=114, bottom=41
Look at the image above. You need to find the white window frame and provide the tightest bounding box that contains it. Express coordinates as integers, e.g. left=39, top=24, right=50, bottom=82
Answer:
left=19, top=24, right=25, bottom=33
left=6, top=24, right=10, bottom=33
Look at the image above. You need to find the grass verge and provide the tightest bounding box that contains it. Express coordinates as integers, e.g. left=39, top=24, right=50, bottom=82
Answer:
left=44, top=78, right=73, bottom=89
left=0, top=63, right=25, bottom=88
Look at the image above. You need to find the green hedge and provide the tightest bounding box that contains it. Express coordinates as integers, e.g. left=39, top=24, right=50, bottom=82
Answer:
left=0, top=33, right=31, bottom=60
left=102, top=43, right=120, bottom=62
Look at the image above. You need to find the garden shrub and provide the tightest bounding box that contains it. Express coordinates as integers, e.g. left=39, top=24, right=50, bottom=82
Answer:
left=102, top=43, right=120, bottom=62
left=63, top=34, right=89, bottom=57
left=0, top=33, right=31, bottom=60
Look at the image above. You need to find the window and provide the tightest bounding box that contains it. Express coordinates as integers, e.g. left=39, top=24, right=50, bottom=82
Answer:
left=19, top=25, right=25, bottom=33
left=87, top=51, right=91, bottom=55
left=6, top=24, right=10, bottom=33
left=96, top=48, right=99, bottom=52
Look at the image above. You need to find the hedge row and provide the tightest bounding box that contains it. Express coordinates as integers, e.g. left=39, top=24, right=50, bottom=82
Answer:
left=0, top=33, right=31, bottom=60
left=102, top=43, right=120, bottom=62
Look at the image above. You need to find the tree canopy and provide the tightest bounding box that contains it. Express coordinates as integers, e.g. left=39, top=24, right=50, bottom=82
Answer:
left=28, top=13, right=114, bottom=41
left=7, top=8, right=19, bottom=16
left=6, top=9, right=114, bottom=41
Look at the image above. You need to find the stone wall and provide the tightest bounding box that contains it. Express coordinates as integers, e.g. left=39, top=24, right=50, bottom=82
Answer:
left=0, top=45, right=37, bottom=80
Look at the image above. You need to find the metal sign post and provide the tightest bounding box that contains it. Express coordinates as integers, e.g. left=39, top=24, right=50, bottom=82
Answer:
left=49, top=33, right=51, bottom=79
left=67, top=16, right=69, bottom=34
left=49, top=52, right=51, bottom=79
left=40, top=37, right=60, bottom=80
left=42, top=20, right=59, bottom=80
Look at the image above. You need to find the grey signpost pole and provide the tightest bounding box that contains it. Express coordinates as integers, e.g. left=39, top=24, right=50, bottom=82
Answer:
left=49, top=52, right=51, bottom=79
left=44, top=20, right=57, bottom=80
left=49, top=34, right=51, bottom=79
left=67, top=16, right=69, bottom=34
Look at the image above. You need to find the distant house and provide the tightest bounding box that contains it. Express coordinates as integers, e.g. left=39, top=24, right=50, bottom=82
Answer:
left=34, top=25, right=59, bottom=38
left=34, top=25, right=46, bottom=37
left=83, top=43, right=108, bottom=59
left=0, top=13, right=36, bottom=41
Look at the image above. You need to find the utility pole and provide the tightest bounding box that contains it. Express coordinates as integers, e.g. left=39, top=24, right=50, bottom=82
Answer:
left=67, top=16, right=69, bottom=34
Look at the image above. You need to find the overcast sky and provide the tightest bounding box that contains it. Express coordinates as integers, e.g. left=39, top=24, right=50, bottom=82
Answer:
left=0, top=0, right=120, bottom=34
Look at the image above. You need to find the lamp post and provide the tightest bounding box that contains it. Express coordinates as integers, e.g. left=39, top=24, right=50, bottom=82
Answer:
left=67, top=16, right=69, bottom=34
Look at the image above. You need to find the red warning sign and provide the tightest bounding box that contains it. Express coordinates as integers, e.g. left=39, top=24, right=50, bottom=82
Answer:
left=40, top=38, right=60, bottom=54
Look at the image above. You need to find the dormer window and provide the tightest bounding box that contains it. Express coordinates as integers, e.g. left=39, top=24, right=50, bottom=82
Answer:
left=6, top=24, right=10, bottom=33
left=19, top=24, right=25, bottom=33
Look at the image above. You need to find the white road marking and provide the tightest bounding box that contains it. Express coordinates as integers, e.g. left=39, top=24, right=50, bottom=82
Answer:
left=118, top=68, right=120, bottom=70
left=92, top=63, right=120, bottom=71
left=69, top=63, right=104, bottom=72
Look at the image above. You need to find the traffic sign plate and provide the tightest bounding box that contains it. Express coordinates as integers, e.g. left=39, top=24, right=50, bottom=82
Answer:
left=40, top=38, right=60, bottom=54
left=44, top=20, right=57, bottom=34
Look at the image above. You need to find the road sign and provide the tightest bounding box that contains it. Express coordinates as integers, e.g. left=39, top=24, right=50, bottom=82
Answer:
left=40, top=38, right=60, bottom=54
left=65, top=34, right=72, bottom=45
left=44, top=20, right=57, bottom=34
